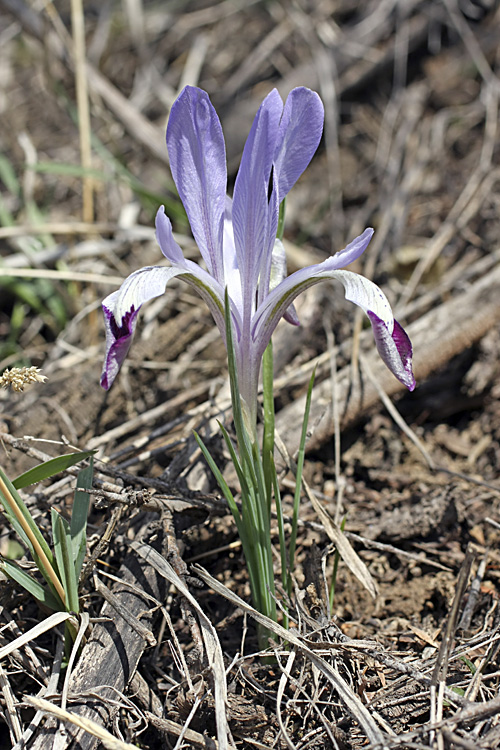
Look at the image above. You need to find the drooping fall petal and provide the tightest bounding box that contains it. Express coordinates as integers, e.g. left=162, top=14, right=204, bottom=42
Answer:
left=367, top=312, right=415, bottom=391
left=101, top=266, right=184, bottom=389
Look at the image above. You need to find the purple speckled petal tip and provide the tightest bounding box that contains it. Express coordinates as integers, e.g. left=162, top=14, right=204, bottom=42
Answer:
left=367, top=311, right=416, bottom=391
left=100, top=302, right=139, bottom=390
left=100, top=266, right=187, bottom=390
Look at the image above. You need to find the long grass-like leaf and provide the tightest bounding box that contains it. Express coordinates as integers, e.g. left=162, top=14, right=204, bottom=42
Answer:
left=0, top=559, right=61, bottom=610
left=277, top=198, right=286, bottom=242
left=271, top=455, right=289, bottom=629
left=52, top=510, right=79, bottom=613
left=218, top=422, right=250, bottom=502
left=288, top=367, right=316, bottom=594
left=70, top=458, right=93, bottom=579
left=0, top=469, right=54, bottom=565
left=193, top=432, right=242, bottom=533
left=0, top=470, right=65, bottom=606
left=261, top=342, right=275, bottom=517
left=223, top=289, right=254, bottom=466
left=13, top=451, right=95, bottom=489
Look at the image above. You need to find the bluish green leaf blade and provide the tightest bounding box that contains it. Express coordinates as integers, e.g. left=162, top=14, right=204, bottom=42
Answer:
left=0, top=154, right=20, bottom=197
left=261, top=342, right=275, bottom=517
left=223, top=288, right=254, bottom=464
left=0, top=559, right=61, bottom=611
left=289, top=367, right=316, bottom=581
left=13, top=451, right=96, bottom=489
left=193, top=431, right=242, bottom=531
left=271, top=453, right=289, bottom=628
left=52, top=510, right=79, bottom=613
left=70, top=458, right=93, bottom=579
left=217, top=422, right=250, bottom=500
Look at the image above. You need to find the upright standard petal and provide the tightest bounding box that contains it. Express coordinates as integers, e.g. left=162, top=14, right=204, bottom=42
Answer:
left=155, top=206, right=186, bottom=265
left=167, top=86, right=226, bottom=283
left=232, top=88, right=283, bottom=322
left=273, top=87, right=324, bottom=200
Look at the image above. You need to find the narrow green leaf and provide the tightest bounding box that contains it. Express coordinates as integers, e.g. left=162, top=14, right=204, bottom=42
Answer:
left=193, top=432, right=242, bottom=531
left=223, top=288, right=254, bottom=463
left=70, top=457, right=93, bottom=579
left=277, top=197, right=286, bottom=241
left=288, top=367, right=316, bottom=589
left=218, top=422, right=250, bottom=501
left=32, top=161, right=108, bottom=180
left=13, top=451, right=95, bottom=489
left=0, top=154, right=20, bottom=197
left=261, top=342, right=275, bottom=517
left=194, top=429, right=264, bottom=610
left=250, top=439, right=276, bottom=621
left=271, top=454, right=289, bottom=629
left=52, top=510, right=79, bottom=613
left=0, top=559, right=61, bottom=611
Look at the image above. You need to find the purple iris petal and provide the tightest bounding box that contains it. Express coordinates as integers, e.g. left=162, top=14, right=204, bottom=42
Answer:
left=252, top=229, right=376, bottom=347
left=101, top=302, right=138, bottom=390
left=232, top=89, right=283, bottom=323
left=155, top=206, right=186, bottom=265
left=100, top=266, right=186, bottom=390
left=273, top=87, right=324, bottom=200
left=367, top=312, right=416, bottom=391
left=167, top=86, right=226, bottom=283
left=331, top=228, right=375, bottom=267
left=102, top=85, right=415, bottom=411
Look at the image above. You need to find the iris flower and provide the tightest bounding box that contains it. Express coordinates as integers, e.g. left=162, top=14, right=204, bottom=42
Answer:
left=101, top=86, right=415, bottom=428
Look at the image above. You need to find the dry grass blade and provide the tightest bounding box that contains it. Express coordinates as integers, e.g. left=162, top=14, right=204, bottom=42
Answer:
left=0, top=612, right=73, bottom=660
left=430, top=546, right=475, bottom=742
left=70, top=0, right=93, bottom=222
left=0, top=662, right=22, bottom=744
left=11, top=639, right=64, bottom=750
left=0, top=222, right=115, bottom=238
left=276, top=650, right=298, bottom=750
left=143, top=713, right=221, bottom=749
left=194, top=565, right=387, bottom=748
left=131, top=541, right=232, bottom=750
left=24, top=697, right=140, bottom=750
left=273, top=428, right=378, bottom=597
left=305, top=479, right=379, bottom=598
left=0, top=268, right=124, bottom=285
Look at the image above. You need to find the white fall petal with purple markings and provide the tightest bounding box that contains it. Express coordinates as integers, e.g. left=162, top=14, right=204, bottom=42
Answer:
left=101, top=85, right=415, bottom=428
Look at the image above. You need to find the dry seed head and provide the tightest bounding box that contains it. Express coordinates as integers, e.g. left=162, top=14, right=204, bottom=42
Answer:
left=0, top=367, right=48, bottom=392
